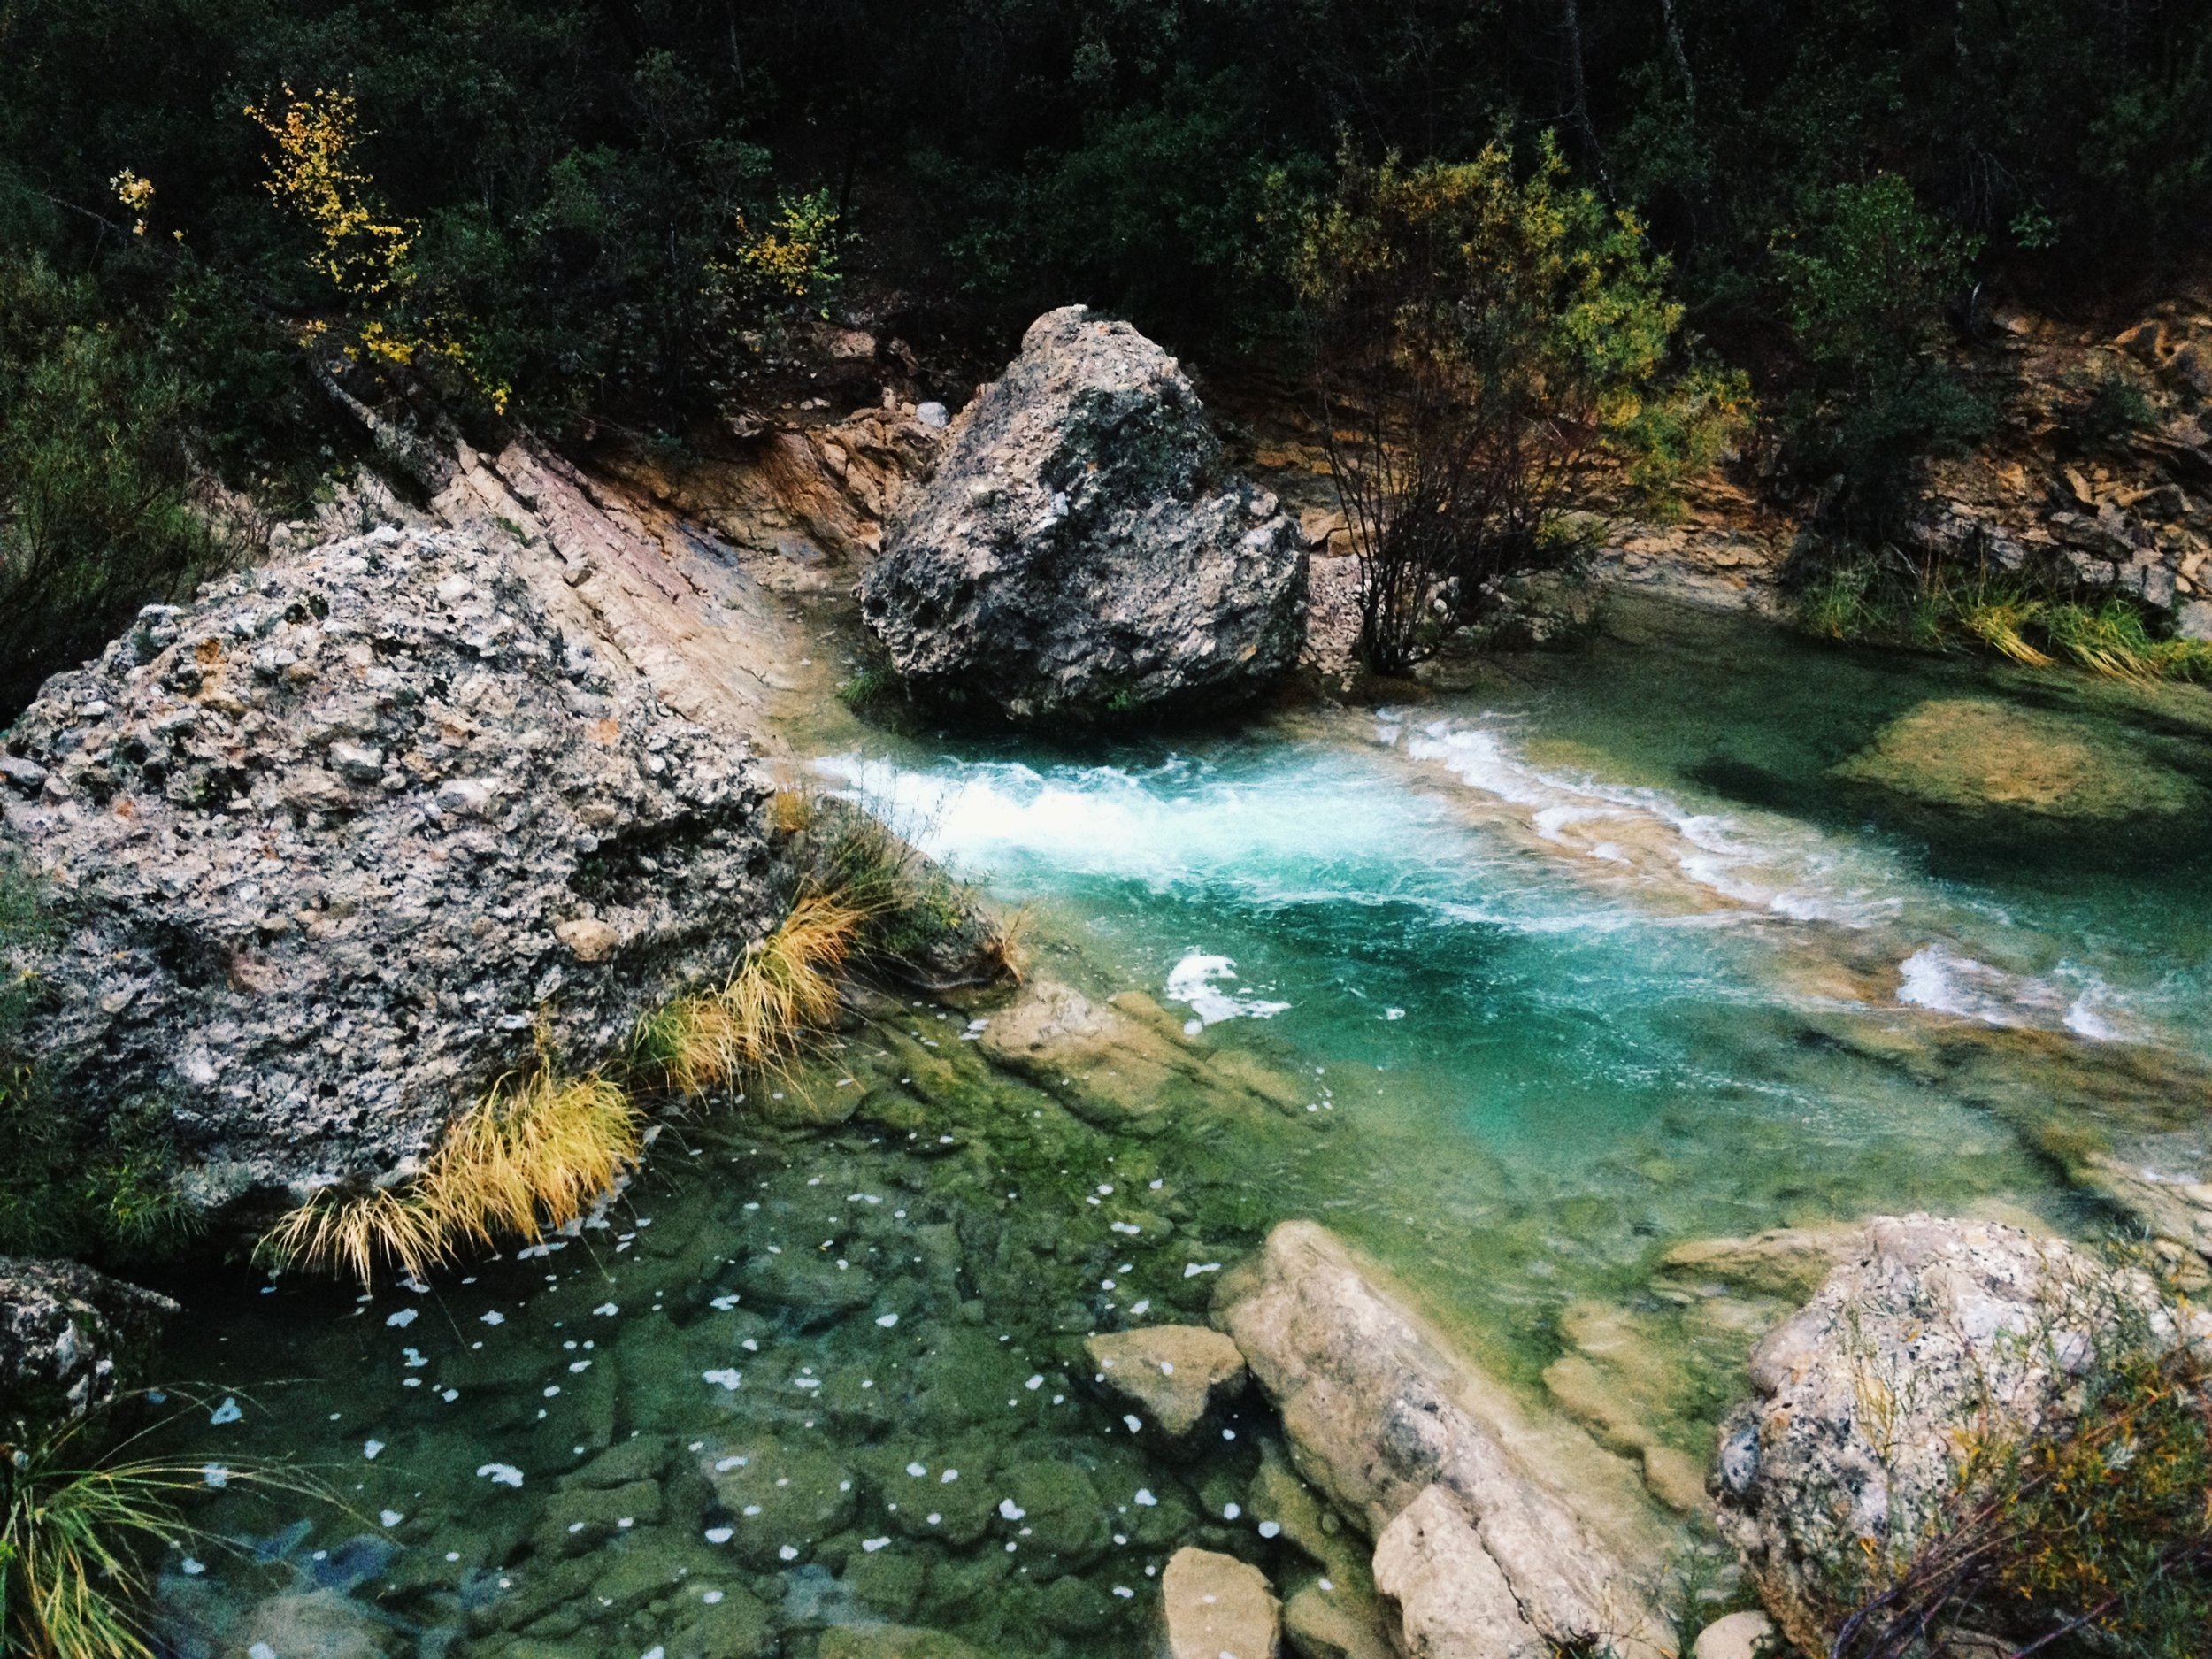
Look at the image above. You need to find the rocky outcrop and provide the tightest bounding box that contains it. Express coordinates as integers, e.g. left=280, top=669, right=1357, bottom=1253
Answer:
left=1087, top=1325, right=1248, bottom=1440
left=0, top=525, right=780, bottom=1219
left=1713, top=1215, right=2201, bottom=1655
left=860, top=306, right=1307, bottom=724
left=1214, top=1222, right=1674, bottom=1659
left=1156, top=1547, right=1281, bottom=1659
left=0, top=1256, right=177, bottom=1422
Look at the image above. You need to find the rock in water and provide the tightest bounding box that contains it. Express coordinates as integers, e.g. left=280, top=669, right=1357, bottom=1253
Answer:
left=1713, top=1215, right=2200, bottom=1655
left=0, top=526, right=779, bottom=1220
left=860, top=306, right=1306, bottom=724
left=1156, top=1547, right=1280, bottom=1659
left=1213, top=1222, right=1673, bottom=1659
left=0, top=1256, right=177, bottom=1422
left=1086, top=1325, right=1248, bottom=1440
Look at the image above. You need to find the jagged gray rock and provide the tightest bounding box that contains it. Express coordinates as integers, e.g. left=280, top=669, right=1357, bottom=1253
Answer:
left=1, top=526, right=780, bottom=1222
left=0, top=1256, right=177, bottom=1422
left=1713, top=1215, right=2203, bottom=1655
left=860, top=306, right=1307, bottom=724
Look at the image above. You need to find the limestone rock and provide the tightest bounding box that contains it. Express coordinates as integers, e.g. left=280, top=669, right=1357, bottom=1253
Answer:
left=819, top=1626, right=987, bottom=1659
left=1657, top=1225, right=1865, bottom=1299
left=978, top=977, right=1309, bottom=1127
left=1282, top=1582, right=1397, bottom=1659
left=1156, top=1546, right=1280, bottom=1659
left=1087, top=1324, right=1248, bottom=1439
left=860, top=306, right=1307, bottom=725
left=1691, top=1611, right=1776, bottom=1659
left=0, top=526, right=780, bottom=1221
left=0, top=1256, right=177, bottom=1422
left=1831, top=697, right=2201, bottom=820
left=234, top=1588, right=392, bottom=1659
left=1213, top=1222, right=1672, bottom=1659
left=1372, top=1484, right=1548, bottom=1659
left=1713, top=1215, right=2200, bottom=1655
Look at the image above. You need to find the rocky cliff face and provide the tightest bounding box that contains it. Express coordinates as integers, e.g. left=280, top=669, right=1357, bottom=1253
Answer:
left=1909, top=301, right=2212, bottom=636
left=860, top=306, right=1307, bottom=724
left=1, top=525, right=780, bottom=1221
left=0, top=1256, right=176, bottom=1424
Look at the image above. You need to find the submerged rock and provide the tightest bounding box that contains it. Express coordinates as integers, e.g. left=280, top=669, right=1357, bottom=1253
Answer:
left=978, top=976, right=1307, bottom=1127
left=1087, top=1324, right=1248, bottom=1440
left=0, top=526, right=780, bottom=1221
left=1156, top=1546, right=1280, bottom=1659
left=1831, top=696, right=2202, bottom=819
left=860, top=306, right=1307, bottom=725
left=1714, top=1215, right=2200, bottom=1655
left=1213, top=1222, right=1673, bottom=1659
left=0, top=1256, right=176, bottom=1422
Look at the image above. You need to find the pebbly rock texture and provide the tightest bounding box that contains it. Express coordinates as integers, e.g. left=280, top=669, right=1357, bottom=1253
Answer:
left=860, top=306, right=1307, bottom=725
left=1087, top=1324, right=1248, bottom=1440
left=1156, top=1546, right=1281, bottom=1659
left=0, top=525, right=780, bottom=1222
left=1214, top=1222, right=1674, bottom=1659
left=0, top=1256, right=177, bottom=1422
left=1713, top=1215, right=2203, bottom=1655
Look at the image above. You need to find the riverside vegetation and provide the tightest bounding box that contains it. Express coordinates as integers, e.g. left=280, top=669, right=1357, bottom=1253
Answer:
left=4, top=4, right=2212, bottom=1655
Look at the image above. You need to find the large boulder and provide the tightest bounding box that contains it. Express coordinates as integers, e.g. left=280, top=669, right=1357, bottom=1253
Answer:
left=1213, top=1222, right=1673, bottom=1659
left=0, top=525, right=780, bottom=1220
left=859, top=306, right=1307, bottom=724
left=1713, top=1216, right=2200, bottom=1655
left=0, top=1256, right=176, bottom=1423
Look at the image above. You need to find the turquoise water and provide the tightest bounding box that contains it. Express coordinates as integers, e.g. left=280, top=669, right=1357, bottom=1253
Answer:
left=152, top=599, right=2212, bottom=1656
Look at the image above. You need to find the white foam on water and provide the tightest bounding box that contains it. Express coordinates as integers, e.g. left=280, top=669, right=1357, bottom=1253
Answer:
left=1164, top=953, right=1290, bottom=1025
left=1896, top=945, right=2123, bottom=1041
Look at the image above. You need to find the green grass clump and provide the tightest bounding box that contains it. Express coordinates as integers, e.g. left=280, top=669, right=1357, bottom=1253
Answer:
left=1794, top=551, right=2212, bottom=684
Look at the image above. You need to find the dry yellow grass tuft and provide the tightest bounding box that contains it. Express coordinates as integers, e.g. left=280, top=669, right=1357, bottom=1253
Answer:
left=258, top=1061, right=641, bottom=1285
left=636, top=892, right=866, bottom=1098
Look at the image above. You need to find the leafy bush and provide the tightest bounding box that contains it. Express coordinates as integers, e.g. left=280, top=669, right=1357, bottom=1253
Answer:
left=1772, top=176, right=1992, bottom=538
left=0, top=254, right=223, bottom=718
left=1288, top=137, right=1740, bottom=672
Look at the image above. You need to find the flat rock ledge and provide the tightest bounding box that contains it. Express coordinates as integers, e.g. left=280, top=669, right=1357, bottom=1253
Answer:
left=1156, top=1546, right=1281, bottom=1659
left=1087, top=1325, right=1248, bottom=1440
left=860, top=305, right=1307, bottom=726
left=1214, top=1221, right=1674, bottom=1659
left=1, top=525, right=780, bottom=1218
left=0, top=1256, right=177, bottom=1423
left=1714, top=1214, right=2206, bottom=1655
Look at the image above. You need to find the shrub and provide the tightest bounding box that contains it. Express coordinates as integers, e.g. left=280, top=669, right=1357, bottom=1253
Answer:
left=1287, top=136, right=1740, bottom=672
left=0, top=253, right=223, bottom=720
left=1772, top=176, right=1992, bottom=539
left=1831, top=1256, right=2212, bottom=1659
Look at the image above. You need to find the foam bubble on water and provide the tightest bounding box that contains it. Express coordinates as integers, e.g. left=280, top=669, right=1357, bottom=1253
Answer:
left=1897, top=944, right=2121, bottom=1041
left=1165, top=953, right=1290, bottom=1025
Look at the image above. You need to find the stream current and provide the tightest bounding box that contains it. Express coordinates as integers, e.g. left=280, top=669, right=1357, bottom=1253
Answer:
left=152, top=597, right=2212, bottom=1658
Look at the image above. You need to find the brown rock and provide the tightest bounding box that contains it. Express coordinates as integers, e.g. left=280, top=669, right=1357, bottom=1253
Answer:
left=556, top=918, right=620, bottom=963
left=1087, top=1325, right=1248, bottom=1439
left=1156, top=1547, right=1280, bottom=1659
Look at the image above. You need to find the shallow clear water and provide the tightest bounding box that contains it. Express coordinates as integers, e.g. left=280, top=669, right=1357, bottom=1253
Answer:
left=152, top=598, right=2212, bottom=1657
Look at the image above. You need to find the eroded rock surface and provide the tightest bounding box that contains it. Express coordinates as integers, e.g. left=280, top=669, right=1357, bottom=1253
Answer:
left=1714, top=1215, right=2200, bottom=1655
left=1214, top=1221, right=1673, bottom=1659
left=861, top=306, right=1306, bottom=724
left=1087, top=1324, right=1248, bottom=1440
left=0, top=1256, right=176, bottom=1421
left=1, top=526, right=779, bottom=1218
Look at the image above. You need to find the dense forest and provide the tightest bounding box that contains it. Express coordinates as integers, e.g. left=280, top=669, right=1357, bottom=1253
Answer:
left=2, top=0, right=2208, bottom=703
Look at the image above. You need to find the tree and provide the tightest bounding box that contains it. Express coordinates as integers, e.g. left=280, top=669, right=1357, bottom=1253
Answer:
left=1290, top=136, right=1738, bottom=672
